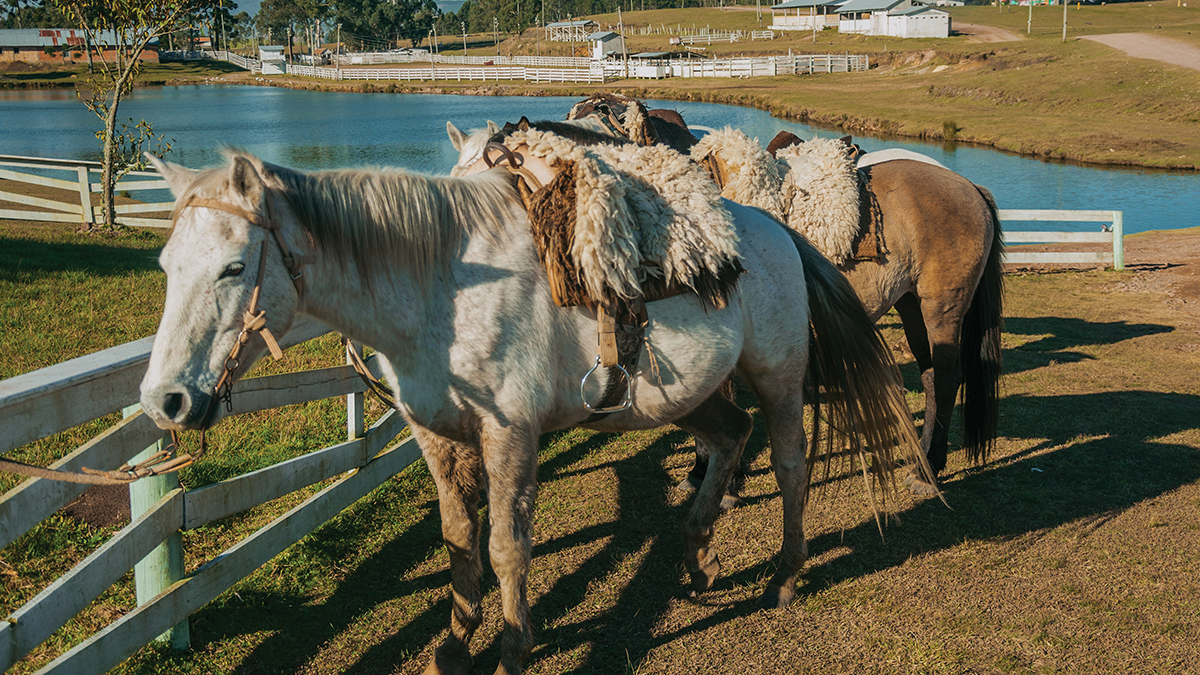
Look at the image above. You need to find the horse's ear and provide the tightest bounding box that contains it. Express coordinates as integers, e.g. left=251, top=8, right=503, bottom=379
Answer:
left=486, top=120, right=500, bottom=135
left=229, top=155, right=263, bottom=205
left=517, top=116, right=531, bottom=131
left=447, top=121, right=467, bottom=151
left=144, top=153, right=195, bottom=197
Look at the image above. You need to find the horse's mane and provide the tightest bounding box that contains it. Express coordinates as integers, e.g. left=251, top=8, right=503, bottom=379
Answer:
left=182, top=151, right=520, bottom=285
left=499, top=118, right=632, bottom=147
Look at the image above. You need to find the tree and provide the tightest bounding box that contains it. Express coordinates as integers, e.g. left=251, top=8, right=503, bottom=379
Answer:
left=51, top=0, right=199, bottom=231
left=335, top=0, right=439, bottom=49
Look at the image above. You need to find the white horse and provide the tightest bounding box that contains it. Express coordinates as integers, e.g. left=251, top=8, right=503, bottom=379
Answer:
left=446, top=116, right=617, bottom=176
left=140, top=150, right=924, bottom=675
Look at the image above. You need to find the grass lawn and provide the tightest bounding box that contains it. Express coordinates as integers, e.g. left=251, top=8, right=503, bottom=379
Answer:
left=2, top=219, right=1198, bottom=673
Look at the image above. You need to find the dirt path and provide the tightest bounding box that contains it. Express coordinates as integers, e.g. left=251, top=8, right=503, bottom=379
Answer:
left=955, top=22, right=1022, bottom=43
left=1083, top=33, right=1200, bottom=71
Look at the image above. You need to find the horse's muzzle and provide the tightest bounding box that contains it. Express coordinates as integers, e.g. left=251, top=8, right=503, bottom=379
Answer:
left=140, top=384, right=215, bottom=431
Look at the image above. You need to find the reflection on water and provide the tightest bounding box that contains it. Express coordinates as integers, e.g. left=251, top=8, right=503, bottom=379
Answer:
left=0, top=85, right=1195, bottom=234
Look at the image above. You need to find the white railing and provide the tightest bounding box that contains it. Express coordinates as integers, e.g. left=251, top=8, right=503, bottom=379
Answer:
left=679, top=31, right=740, bottom=44
left=160, top=50, right=262, bottom=73
left=661, top=54, right=868, bottom=78
left=289, top=63, right=607, bottom=84
left=0, top=318, right=420, bottom=673
left=0, top=155, right=173, bottom=228
left=336, top=52, right=594, bottom=68
left=999, top=209, right=1125, bottom=270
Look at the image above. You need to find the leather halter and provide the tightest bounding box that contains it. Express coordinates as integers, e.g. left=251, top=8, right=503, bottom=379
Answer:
left=0, top=193, right=315, bottom=485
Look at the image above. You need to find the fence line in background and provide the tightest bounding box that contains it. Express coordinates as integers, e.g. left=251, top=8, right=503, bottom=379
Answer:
left=0, top=317, right=422, bottom=674
left=999, top=209, right=1125, bottom=270
left=288, top=63, right=608, bottom=83
left=162, top=49, right=868, bottom=81
left=0, top=155, right=172, bottom=229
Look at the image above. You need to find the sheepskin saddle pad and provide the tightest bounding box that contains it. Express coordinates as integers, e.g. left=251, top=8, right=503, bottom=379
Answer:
left=501, top=128, right=744, bottom=313
left=692, top=128, right=882, bottom=266
left=566, top=92, right=659, bottom=147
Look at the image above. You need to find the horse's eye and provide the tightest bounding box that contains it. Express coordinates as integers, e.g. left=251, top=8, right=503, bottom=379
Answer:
left=219, top=262, right=245, bottom=280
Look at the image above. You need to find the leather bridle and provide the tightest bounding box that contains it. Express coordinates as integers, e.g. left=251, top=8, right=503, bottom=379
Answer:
left=0, top=192, right=313, bottom=484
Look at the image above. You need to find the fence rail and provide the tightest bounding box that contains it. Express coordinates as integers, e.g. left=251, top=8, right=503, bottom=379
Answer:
left=998, top=209, right=1125, bottom=270
left=290, top=63, right=607, bottom=83
left=337, top=52, right=594, bottom=68
left=0, top=314, right=422, bottom=673
left=0, top=155, right=172, bottom=228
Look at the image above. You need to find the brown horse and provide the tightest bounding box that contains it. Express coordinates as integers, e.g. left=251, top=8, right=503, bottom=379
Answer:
left=565, top=92, right=699, bottom=154
left=694, top=132, right=1004, bottom=493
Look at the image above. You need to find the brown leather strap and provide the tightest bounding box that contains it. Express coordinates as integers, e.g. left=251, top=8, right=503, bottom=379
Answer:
left=343, top=338, right=397, bottom=410
left=585, top=299, right=647, bottom=423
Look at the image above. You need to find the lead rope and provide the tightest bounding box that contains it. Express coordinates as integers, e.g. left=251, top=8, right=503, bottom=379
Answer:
left=0, top=195, right=300, bottom=485
left=343, top=338, right=397, bottom=410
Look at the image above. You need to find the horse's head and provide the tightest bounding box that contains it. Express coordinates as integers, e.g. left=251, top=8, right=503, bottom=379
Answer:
left=447, top=120, right=501, bottom=177
left=140, top=152, right=305, bottom=431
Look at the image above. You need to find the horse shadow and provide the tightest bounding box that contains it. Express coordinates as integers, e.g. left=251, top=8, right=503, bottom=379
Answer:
left=488, top=389, right=1198, bottom=673
left=192, top=384, right=1195, bottom=674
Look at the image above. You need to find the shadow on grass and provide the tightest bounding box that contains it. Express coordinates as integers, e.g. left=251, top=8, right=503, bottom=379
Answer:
left=0, top=236, right=162, bottom=278
left=156, top=384, right=1196, bottom=673
left=1002, top=316, right=1173, bottom=375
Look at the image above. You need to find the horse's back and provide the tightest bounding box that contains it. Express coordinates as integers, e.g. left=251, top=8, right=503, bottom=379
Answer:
left=867, top=160, right=995, bottom=280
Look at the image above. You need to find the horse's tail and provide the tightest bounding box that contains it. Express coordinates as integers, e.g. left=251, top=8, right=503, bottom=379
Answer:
left=960, top=185, right=1005, bottom=465
left=786, top=228, right=933, bottom=504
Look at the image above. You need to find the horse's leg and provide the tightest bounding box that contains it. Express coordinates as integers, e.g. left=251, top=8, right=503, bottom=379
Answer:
left=682, top=377, right=745, bottom=511
left=895, top=292, right=963, bottom=486
left=673, top=390, right=753, bottom=594
left=748, top=378, right=809, bottom=610
left=480, top=423, right=539, bottom=675
left=416, top=425, right=485, bottom=675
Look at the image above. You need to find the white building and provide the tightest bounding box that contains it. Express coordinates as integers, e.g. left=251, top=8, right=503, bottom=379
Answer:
left=545, top=20, right=598, bottom=42
left=888, top=6, right=951, bottom=38
left=837, top=0, right=949, bottom=38
left=587, top=30, right=624, bottom=60
left=770, top=0, right=847, bottom=32
left=259, top=45, right=286, bottom=74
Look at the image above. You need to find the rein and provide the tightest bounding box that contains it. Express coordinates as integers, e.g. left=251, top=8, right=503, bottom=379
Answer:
left=0, top=193, right=313, bottom=486
left=482, top=142, right=545, bottom=194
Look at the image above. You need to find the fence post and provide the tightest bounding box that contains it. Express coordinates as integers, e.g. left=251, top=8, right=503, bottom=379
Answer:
left=77, top=166, right=93, bottom=225
left=346, top=342, right=365, bottom=441
left=124, top=404, right=190, bottom=649
left=1112, top=210, right=1124, bottom=271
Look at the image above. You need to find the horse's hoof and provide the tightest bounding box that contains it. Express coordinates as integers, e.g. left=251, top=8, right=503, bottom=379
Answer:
left=902, top=468, right=940, bottom=496
left=424, top=643, right=473, bottom=675
left=759, top=583, right=795, bottom=610
left=689, top=553, right=721, bottom=592
left=677, top=476, right=701, bottom=493
left=719, top=493, right=740, bottom=511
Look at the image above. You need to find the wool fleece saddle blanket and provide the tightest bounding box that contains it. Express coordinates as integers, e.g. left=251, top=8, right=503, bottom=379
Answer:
left=496, top=128, right=744, bottom=311
left=691, top=127, right=876, bottom=266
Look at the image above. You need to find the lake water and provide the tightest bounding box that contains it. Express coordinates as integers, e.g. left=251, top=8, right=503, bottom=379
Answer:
left=0, top=85, right=1195, bottom=234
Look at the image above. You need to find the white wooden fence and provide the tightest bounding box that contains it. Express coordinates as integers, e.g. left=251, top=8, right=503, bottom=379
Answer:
left=289, top=63, right=608, bottom=84
left=657, top=53, right=868, bottom=78
left=0, top=155, right=173, bottom=229
left=160, top=50, right=263, bottom=73
left=999, top=209, right=1125, bottom=270
left=0, top=318, right=420, bottom=673
left=338, top=52, right=594, bottom=68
